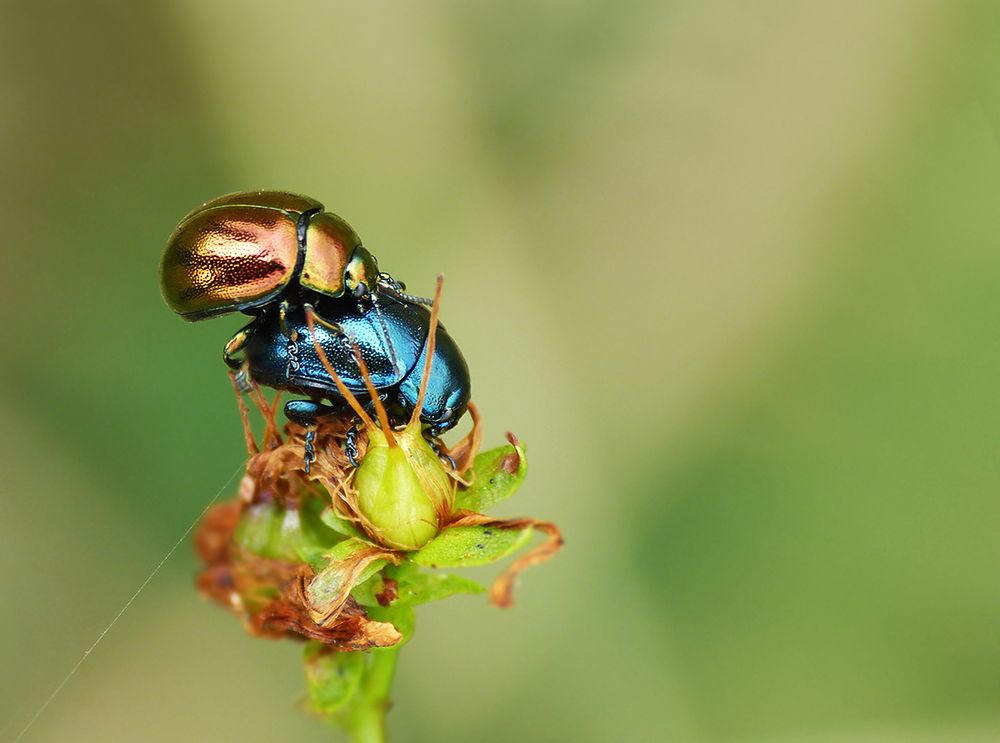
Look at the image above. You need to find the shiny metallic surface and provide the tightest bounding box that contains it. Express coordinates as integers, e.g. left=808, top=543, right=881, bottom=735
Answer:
left=243, top=295, right=470, bottom=430
left=180, top=190, right=322, bottom=223
left=299, top=211, right=363, bottom=297
left=245, top=299, right=420, bottom=395
left=345, top=248, right=379, bottom=295
left=160, top=205, right=299, bottom=319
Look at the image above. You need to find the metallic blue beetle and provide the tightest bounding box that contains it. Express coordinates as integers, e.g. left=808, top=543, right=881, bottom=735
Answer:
left=224, top=292, right=471, bottom=459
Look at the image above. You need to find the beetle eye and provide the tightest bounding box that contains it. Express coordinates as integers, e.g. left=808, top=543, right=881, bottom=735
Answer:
left=352, top=282, right=368, bottom=299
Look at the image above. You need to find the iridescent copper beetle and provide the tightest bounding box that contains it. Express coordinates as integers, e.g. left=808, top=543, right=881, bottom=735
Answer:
left=160, top=190, right=382, bottom=320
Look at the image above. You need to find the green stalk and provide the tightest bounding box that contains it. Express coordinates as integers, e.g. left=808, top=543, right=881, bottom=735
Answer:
left=342, top=646, right=401, bottom=743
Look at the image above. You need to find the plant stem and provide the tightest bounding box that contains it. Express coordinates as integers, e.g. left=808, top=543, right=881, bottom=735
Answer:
left=343, top=646, right=400, bottom=743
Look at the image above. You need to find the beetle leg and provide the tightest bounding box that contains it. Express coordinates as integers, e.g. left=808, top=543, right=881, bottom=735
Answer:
left=342, top=393, right=386, bottom=467
left=301, top=302, right=346, bottom=337
left=227, top=369, right=258, bottom=455
left=344, top=423, right=360, bottom=468
left=423, top=428, right=456, bottom=470
left=284, top=399, right=338, bottom=473
left=284, top=399, right=337, bottom=426
left=223, top=320, right=257, bottom=392
left=277, top=299, right=295, bottom=337
left=223, top=322, right=253, bottom=369
left=303, top=428, right=317, bottom=474
left=342, top=398, right=387, bottom=468
left=342, top=392, right=388, bottom=467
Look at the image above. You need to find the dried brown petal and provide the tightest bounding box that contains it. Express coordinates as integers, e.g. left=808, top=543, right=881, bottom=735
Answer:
left=194, top=501, right=241, bottom=565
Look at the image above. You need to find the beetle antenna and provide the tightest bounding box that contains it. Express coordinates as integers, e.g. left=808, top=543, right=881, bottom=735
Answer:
left=303, top=305, right=377, bottom=431
left=408, top=275, right=444, bottom=429
left=378, top=281, right=434, bottom=307
left=377, top=273, right=434, bottom=306
left=348, top=342, right=397, bottom=447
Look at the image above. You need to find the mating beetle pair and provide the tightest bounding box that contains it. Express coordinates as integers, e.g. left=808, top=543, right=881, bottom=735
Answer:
left=159, top=191, right=471, bottom=442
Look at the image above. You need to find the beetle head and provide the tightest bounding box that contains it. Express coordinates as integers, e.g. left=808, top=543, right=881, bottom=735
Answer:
left=345, top=247, right=380, bottom=299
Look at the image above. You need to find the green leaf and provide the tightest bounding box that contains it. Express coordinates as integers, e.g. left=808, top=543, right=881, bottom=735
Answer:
left=455, top=440, right=527, bottom=512
left=392, top=568, right=484, bottom=606
left=319, top=505, right=368, bottom=541
left=350, top=564, right=484, bottom=608
left=349, top=572, right=385, bottom=607
left=301, top=530, right=362, bottom=572
left=296, top=545, right=331, bottom=572
left=236, top=495, right=341, bottom=564
left=298, top=494, right=347, bottom=545
left=412, top=525, right=533, bottom=568
left=303, top=642, right=364, bottom=716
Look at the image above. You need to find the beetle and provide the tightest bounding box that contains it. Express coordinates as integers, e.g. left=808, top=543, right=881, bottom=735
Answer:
left=225, top=291, right=471, bottom=462
left=160, top=190, right=382, bottom=321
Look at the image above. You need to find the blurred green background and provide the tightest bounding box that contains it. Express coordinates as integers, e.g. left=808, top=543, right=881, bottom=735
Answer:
left=2, top=1, right=999, bottom=741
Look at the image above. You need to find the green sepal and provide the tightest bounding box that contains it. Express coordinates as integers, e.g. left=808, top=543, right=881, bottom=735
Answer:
left=454, top=440, right=527, bottom=513
left=319, top=505, right=369, bottom=541
left=350, top=563, right=484, bottom=607
left=411, top=525, right=533, bottom=568
left=296, top=545, right=330, bottom=573
left=235, top=496, right=340, bottom=563
left=303, top=642, right=364, bottom=716
left=233, top=501, right=277, bottom=555
left=349, top=572, right=385, bottom=607
left=391, top=566, right=485, bottom=606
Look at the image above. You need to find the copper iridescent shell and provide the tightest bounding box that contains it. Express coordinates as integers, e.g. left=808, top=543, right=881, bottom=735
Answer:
left=160, top=190, right=376, bottom=320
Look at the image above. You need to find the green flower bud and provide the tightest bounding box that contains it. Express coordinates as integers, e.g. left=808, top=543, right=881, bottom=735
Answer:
left=354, top=423, right=453, bottom=551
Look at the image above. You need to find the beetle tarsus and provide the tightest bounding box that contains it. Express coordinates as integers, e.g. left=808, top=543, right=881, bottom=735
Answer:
left=345, top=423, right=360, bottom=468
left=303, top=428, right=317, bottom=474
left=232, top=369, right=253, bottom=394
left=424, top=430, right=456, bottom=470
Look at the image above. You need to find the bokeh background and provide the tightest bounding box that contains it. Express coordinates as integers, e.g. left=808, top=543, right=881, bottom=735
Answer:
left=2, top=1, right=999, bottom=741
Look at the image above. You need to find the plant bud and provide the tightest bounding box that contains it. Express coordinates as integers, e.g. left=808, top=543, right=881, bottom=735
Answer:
left=354, top=423, right=453, bottom=551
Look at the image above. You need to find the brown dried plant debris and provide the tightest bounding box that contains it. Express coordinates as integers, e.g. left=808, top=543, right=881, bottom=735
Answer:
left=252, top=573, right=401, bottom=649
left=375, top=578, right=399, bottom=607
left=194, top=498, right=401, bottom=651
left=239, top=416, right=357, bottom=506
